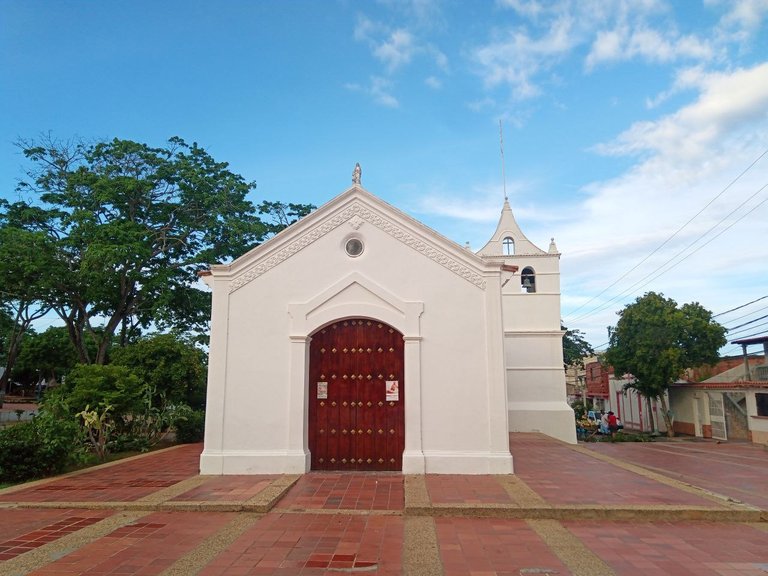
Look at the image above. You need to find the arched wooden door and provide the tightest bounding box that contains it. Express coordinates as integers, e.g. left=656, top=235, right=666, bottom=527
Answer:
left=308, top=318, right=404, bottom=471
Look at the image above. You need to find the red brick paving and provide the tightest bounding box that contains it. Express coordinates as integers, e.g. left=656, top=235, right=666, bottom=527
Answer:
left=199, top=513, right=403, bottom=575
left=435, top=517, right=571, bottom=576
left=25, top=511, right=236, bottom=576
left=584, top=442, right=768, bottom=510
left=565, top=520, right=768, bottom=575
left=426, top=474, right=514, bottom=505
left=510, top=434, right=727, bottom=507
left=171, top=475, right=278, bottom=502
left=1, top=435, right=767, bottom=575
left=0, top=513, right=109, bottom=561
left=274, top=473, right=403, bottom=511
left=0, top=509, right=109, bottom=545
left=0, top=444, right=202, bottom=503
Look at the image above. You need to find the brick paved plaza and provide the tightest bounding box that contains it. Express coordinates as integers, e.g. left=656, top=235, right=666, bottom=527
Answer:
left=0, top=434, right=766, bottom=575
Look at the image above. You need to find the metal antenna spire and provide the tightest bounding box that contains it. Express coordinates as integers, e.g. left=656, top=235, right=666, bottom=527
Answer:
left=499, top=120, right=508, bottom=202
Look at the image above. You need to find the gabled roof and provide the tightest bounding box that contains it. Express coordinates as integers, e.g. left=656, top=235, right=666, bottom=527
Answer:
left=209, top=183, right=499, bottom=293
left=477, top=200, right=552, bottom=257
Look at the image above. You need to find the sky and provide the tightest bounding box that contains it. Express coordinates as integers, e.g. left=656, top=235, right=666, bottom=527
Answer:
left=1, top=0, right=767, bottom=356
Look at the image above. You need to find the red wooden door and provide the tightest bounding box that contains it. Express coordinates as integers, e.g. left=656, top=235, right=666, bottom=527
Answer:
left=308, top=318, right=404, bottom=471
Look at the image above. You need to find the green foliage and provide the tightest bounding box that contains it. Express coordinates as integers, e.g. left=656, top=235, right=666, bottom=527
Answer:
left=570, top=399, right=592, bottom=420
left=173, top=407, right=206, bottom=443
left=77, top=404, right=113, bottom=461
left=0, top=410, right=85, bottom=482
left=604, top=292, right=726, bottom=436
left=9, top=135, right=273, bottom=362
left=12, top=326, right=83, bottom=385
left=258, top=200, right=316, bottom=237
left=62, top=364, right=144, bottom=424
left=561, top=324, right=594, bottom=369
left=111, top=333, right=207, bottom=409
left=0, top=225, right=57, bottom=390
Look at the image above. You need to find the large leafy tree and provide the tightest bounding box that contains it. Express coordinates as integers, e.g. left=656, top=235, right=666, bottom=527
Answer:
left=604, top=292, right=726, bottom=437
left=5, top=135, right=311, bottom=364
left=0, top=224, right=58, bottom=391
left=11, top=326, right=84, bottom=386
left=111, top=333, right=207, bottom=409
left=561, top=324, right=594, bottom=369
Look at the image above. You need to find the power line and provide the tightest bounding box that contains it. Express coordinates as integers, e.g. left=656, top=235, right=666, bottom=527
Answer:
left=727, top=320, right=768, bottom=338
left=714, top=295, right=768, bottom=318
left=564, top=147, right=768, bottom=321
left=568, top=181, right=768, bottom=323
left=724, top=313, right=768, bottom=332
left=720, top=305, right=768, bottom=326
left=727, top=329, right=768, bottom=341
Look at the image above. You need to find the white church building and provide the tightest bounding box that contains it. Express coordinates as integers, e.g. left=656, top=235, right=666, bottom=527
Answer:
left=199, top=166, right=575, bottom=476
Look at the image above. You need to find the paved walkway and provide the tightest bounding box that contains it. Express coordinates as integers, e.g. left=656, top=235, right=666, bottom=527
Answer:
left=0, top=434, right=766, bottom=575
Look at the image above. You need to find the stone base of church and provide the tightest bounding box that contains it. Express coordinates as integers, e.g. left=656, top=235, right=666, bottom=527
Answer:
left=420, top=451, right=514, bottom=474
left=508, top=402, right=577, bottom=444
left=200, top=449, right=514, bottom=475
left=199, top=450, right=310, bottom=475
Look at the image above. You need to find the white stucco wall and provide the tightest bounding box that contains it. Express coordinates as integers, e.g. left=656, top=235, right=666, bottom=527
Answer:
left=201, top=188, right=513, bottom=474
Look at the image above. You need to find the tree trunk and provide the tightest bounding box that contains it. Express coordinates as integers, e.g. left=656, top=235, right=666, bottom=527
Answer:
left=57, top=306, right=91, bottom=364
left=645, top=396, right=658, bottom=434
left=1, top=311, right=29, bottom=393
left=658, top=393, right=675, bottom=438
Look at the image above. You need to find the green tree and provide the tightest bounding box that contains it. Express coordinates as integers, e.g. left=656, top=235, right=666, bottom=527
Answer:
left=58, top=364, right=144, bottom=426
left=12, top=326, right=83, bottom=385
left=0, top=224, right=57, bottom=392
left=561, top=324, right=594, bottom=369
left=110, top=333, right=207, bottom=409
left=258, top=200, right=316, bottom=237
left=604, top=292, right=726, bottom=437
left=9, top=135, right=272, bottom=363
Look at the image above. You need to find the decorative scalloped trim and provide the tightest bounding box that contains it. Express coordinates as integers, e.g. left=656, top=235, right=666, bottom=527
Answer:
left=229, top=202, right=486, bottom=292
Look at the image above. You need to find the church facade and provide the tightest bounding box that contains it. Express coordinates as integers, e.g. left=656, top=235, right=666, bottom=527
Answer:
left=199, top=169, right=575, bottom=475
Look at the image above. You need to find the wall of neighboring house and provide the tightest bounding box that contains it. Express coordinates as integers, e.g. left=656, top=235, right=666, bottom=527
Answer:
left=609, top=375, right=668, bottom=433
left=585, top=361, right=611, bottom=411
left=746, top=391, right=768, bottom=444
left=669, top=386, right=768, bottom=445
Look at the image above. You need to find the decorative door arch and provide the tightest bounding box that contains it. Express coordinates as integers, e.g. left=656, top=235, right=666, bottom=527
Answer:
left=308, top=318, right=404, bottom=471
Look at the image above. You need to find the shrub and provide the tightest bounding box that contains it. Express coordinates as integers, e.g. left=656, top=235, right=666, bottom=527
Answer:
left=64, top=364, right=144, bottom=419
left=174, top=408, right=205, bottom=443
left=0, top=412, right=85, bottom=482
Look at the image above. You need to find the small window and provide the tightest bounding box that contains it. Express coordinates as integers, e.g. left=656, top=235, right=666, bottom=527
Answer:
left=345, top=238, right=364, bottom=257
left=757, top=393, right=768, bottom=417
left=521, top=266, right=536, bottom=293
left=502, top=237, right=515, bottom=256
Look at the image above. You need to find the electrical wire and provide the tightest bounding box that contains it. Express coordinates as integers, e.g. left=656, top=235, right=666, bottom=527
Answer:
left=568, top=182, right=768, bottom=323
left=564, top=147, right=768, bottom=321
left=724, top=314, right=768, bottom=332
left=714, top=295, right=768, bottom=318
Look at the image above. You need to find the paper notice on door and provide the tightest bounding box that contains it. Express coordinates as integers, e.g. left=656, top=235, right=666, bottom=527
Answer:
left=317, top=382, right=328, bottom=399
left=386, top=380, right=399, bottom=401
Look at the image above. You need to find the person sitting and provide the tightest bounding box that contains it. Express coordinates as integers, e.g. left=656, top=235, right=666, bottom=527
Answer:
left=599, top=411, right=609, bottom=434
left=607, top=411, right=619, bottom=436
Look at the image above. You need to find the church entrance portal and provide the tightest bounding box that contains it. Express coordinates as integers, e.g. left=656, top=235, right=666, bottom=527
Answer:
left=308, top=318, right=405, bottom=471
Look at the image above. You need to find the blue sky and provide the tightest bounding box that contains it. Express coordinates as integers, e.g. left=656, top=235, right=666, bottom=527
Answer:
left=2, top=0, right=767, bottom=355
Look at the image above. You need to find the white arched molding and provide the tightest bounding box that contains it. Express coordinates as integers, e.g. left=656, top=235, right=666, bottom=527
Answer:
left=287, top=272, right=425, bottom=473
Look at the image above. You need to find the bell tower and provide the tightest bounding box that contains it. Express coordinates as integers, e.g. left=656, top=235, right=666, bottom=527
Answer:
left=478, top=200, right=576, bottom=443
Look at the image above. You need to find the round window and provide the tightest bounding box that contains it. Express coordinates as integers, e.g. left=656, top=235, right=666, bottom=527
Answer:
left=345, top=238, right=364, bottom=257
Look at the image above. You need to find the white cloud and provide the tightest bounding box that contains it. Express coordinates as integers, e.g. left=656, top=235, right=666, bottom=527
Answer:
left=555, top=63, right=768, bottom=344
left=713, top=0, right=768, bottom=33
left=352, top=9, right=449, bottom=105
left=425, top=75, right=442, bottom=89
left=473, top=0, right=721, bottom=100
left=596, top=62, right=768, bottom=159
left=345, top=76, right=400, bottom=108
left=374, top=29, right=416, bottom=71
left=586, top=26, right=713, bottom=69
